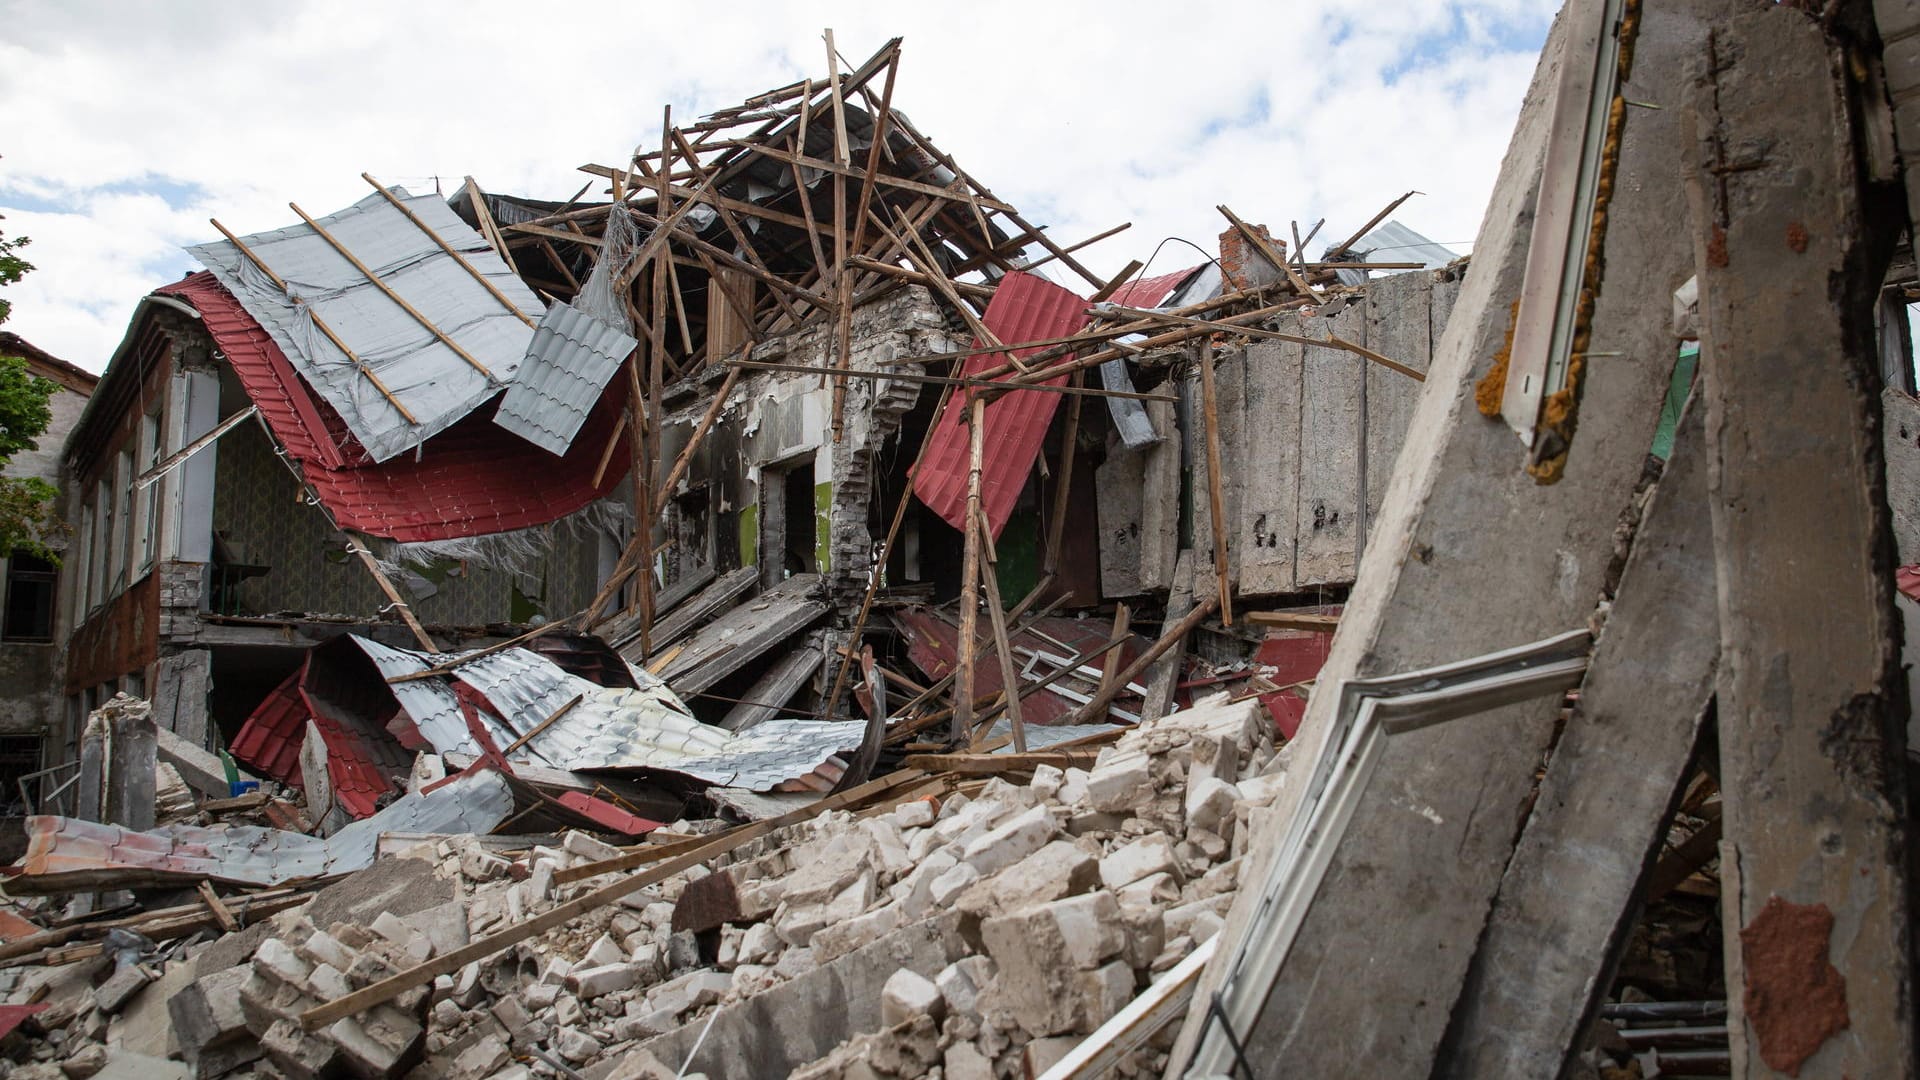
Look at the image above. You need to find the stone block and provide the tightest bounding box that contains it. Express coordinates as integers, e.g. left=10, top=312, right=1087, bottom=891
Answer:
left=959, top=840, right=1096, bottom=918
left=811, top=901, right=902, bottom=964
left=1116, top=871, right=1180, bottom=908
left=94, top=965, right=155, bottom=1014
left=561, top=830, right=624, bottom=864
left=738, top=922, right=781, bottom=966
left=261, top=1017, right=339, bottom=1080
left=566, top=963, right=643, bottom=1000
left=892, top=799, right=936, bottom=829
left=551, top=1025, right=602, bottom=1064
left=1084, top=757, right=1152, bottom=813
left=893, top=849, right=958, bottom=920
left=167, top=966, right=251, bottom=1060
left=880, top=968, right=944, bottom=1029
left=1186, top=777, right=1240, bottom=837
left=448, top=1033, right=510, bottom=1080
left=1100, top=834, right=1181, bottom=890
left=961, top=805, right=1058, bottom=877
left=584, top=933, right=626, bottom=969
left=328, top=1005, right=424, bottom=1079
left=935, top=956, right=994, bottom=1019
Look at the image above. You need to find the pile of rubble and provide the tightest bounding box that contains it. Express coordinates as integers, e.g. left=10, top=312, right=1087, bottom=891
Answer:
left=0, top=695, right=1283, bottom=1079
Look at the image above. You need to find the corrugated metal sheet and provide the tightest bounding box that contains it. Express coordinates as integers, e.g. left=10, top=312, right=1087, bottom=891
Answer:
left=162, top=273, right=631, bottom=542
left=1333, top=221, right=1460, bottom=286
left=188, top=191, right=546, bottom=464
left=494, top=302, right=637, bottom=455
left=892, top=607, right=1150, bottom=726
left=14, top=769, right=513, bottom=891
left=348, top=636, right=866, bottom=791
left=230, top=651, right=413, bottom=819
left=1104, top=267, right=1201, bottom=309
left=912, top=271, right=1090, bottom=537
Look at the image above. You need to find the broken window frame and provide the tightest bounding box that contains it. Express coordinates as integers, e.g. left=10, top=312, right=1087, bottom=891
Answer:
left=1179, top=628, right=1592, bottom=1076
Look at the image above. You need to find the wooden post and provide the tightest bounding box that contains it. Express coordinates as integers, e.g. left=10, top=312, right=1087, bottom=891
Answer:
left=952, top=391, right=987, bottom=744
left=1685, top=8, right=1915, bottom=1076
left=1099, top=602, right=1131, bottom=703
left=1043, top=371, right=1084, bottom=579
left=1071, top=596, right=1217, bottom=726
left=344, top=532, right=437, bottom=652
left=976, top=509, right=1026, bottom=753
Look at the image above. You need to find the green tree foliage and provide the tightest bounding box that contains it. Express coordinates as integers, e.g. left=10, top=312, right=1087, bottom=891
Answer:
left=0, top=214, right=63, bottom=562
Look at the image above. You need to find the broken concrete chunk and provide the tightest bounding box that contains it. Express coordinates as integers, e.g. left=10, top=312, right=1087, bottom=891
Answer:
left=1100, top=834, right=1182, bottom=890
left=550, top=1024, right=603, bottom=1064
left=935, top=956, right=994, bottom=1019
left=880, top=968, right=944, bottom=1028
left=1186, top=776, right=1241, bottom=838
left=961, top=804, right=1058, bottom=877
left=959, top=839, right=1097, bottom=919
left=812, top=900, right=903, bottom=963
left=1084, top=756, right=1153, bottom=813
left=892, top=798, right=936, bottom=829
left=565, top=963, right=643, bottom=1000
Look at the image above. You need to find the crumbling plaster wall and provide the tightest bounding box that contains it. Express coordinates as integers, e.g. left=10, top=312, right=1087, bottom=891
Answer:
left=655, top=285, right=964, bottom=612
left=0, top=379, right=93, bottom=739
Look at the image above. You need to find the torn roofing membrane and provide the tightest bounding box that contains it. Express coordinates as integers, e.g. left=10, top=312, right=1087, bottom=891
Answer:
left=187, top=190, right=546, bottom=464
left=494, top=301, right=638, bottom=455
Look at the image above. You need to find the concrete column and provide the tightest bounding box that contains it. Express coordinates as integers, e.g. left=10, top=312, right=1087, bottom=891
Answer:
left=101, top=696, right=156, bottom=832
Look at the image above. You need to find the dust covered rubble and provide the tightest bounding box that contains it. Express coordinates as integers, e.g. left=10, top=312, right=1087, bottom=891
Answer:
left=1, top=695, right=1286, bottom=1080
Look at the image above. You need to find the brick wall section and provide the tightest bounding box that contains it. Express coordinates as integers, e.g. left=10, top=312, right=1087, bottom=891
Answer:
left=1218, top=223, right=1283, bottom=292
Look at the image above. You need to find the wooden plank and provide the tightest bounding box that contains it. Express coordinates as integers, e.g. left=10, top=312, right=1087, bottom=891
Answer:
left=719, top=646, right=824, bottom=731
left=747, top=142, right=1014, bottom=212
left=1292, top=301, right=1365, bottom=586
left=1685, top=9, right=1916, bottom=1075
left=976, top=511, right=1027, bottom=753
left=655, top=575, right=828, bottom=695
left=300, top=769, right=929, bottom=1030
left=361, top=173, right=537, bottom=327
left=197, top=881, right=239, bottom=934
left=1437, top=396, right=1718, bottom=1077
left=1175, top=11, right=1713, bottom=1069
left=289, top=202, right=499, bottom=383
left=207, top=218, right=418, bottom=427
left=461, top=177, right=519, bottom=273
left=1243, top=611, right=1339, bottom=632
left=899, top=750, right=1101, bottom=775
left=615, top=565, right=758, bottom=657
left=1068, top=595, right=1217, bottom=726
left=1219, top=203, right=1323, bottom=302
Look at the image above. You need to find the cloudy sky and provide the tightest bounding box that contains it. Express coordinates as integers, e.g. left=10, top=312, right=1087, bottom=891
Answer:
left=0, top=0, right=1557, bottom=373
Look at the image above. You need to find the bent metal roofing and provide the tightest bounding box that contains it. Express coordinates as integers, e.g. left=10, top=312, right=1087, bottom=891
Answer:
left=161, top=272, right=630, bottom=542
left=187, top=190, right=545, bottom=464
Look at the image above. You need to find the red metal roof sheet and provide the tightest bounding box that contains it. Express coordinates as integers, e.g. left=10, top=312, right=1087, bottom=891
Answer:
left=892, top=607, right=1149, bottom=725
left=911, top=272, right=1089, bottom=537
left=230, top=649, right=411, bottom=819
left=1103, top=266, right=1200, bottom=309
left=160, top=272, right=631, bottom=542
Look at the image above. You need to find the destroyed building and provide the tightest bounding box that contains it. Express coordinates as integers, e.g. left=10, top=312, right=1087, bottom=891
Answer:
left=6, top=3, right=1920, bottom=1077
left=0, top=333, right=96, bottom=814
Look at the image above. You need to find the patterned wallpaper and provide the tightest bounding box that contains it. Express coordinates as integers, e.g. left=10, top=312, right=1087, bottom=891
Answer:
left=210, top=420, right=605, bottom=626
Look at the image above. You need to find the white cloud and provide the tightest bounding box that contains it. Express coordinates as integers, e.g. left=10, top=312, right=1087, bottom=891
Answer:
left=0, top=0, right=1558, bottom=371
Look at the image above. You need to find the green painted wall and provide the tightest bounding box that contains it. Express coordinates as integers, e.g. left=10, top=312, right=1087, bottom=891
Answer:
left=738, top=505, right=758, bottom=567
left=995, top=512, right=1040, bottom=604
left=814, top=481, right=832, bottom=574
